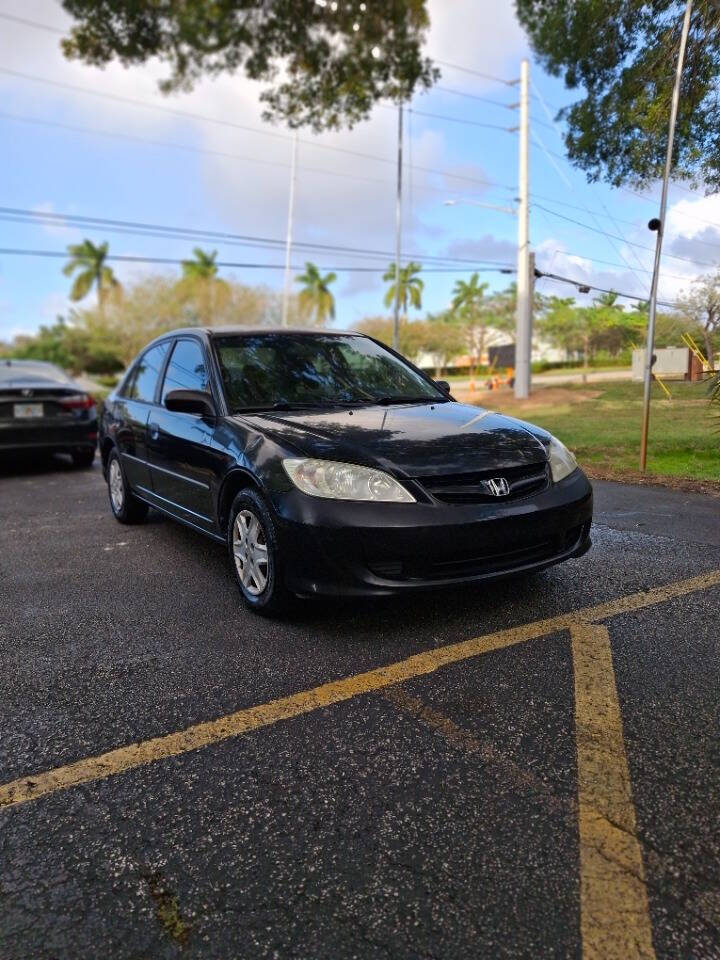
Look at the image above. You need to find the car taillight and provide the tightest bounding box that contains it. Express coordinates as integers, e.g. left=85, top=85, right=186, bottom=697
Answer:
left=60, top=393, right=95, bottom=409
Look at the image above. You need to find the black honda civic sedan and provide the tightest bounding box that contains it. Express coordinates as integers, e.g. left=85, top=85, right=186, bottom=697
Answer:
left=99, top=328, right=592, bottom=614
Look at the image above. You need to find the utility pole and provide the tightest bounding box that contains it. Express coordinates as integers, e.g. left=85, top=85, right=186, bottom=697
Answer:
left=640, top=0, right=693, bottom=470
left=514, top=58, right=531, bottom=399
left=281, top=131, right=299, bottom=327
left=393, top=104, right=403, bottom=351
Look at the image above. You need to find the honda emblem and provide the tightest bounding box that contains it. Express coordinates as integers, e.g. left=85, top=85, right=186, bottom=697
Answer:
left=486, top=477, right=510, bottom=497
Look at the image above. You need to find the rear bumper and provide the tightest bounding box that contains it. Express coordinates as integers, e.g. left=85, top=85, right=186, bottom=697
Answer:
left=0, top=420, right=97, bottom=454
left=271, top=468, right=593, bottom=597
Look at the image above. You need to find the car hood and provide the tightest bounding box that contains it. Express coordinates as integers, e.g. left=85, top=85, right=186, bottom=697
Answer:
left=235, top=401, right=549, bottom=477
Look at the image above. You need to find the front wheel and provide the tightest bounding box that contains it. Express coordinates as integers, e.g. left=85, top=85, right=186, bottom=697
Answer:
left=228, top=489, right=293, bottom=616
left=107, top=449, right=149, bottom=524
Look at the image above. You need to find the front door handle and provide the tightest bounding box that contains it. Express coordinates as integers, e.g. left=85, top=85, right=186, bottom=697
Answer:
left=148, top=421, right=160, bottom=441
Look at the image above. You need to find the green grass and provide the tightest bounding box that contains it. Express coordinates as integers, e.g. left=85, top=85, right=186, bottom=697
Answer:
left=489, top=380, right=720, bottom=483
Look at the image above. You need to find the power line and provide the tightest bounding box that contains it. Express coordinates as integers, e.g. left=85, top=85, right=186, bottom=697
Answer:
left=536, top=267, right=677, bottom=308
left=407, top=106, right=514, bottom=134
left=550, top=250, right=689, bottom=283
left=620, top=184, right=720, bottom=231
left=433, top=59, right=516, bottom=87
left=0, top=108, right=514, bottom=207
left=526, top=93, right=655, bottom=296
left=532, top=127, right=651, bottom=292
left=0, top=11, right=64, bottom=33
left=534, top=202, right=718, bottom=269
left=531, top=191, right=720, bottom=249
left=0, top=69, right=517, bottom=192
left=433, top=86, right=516, bottom=110
left=0, top=246, right=514, bottom=274
left=0, top=206, right=516, bottom=269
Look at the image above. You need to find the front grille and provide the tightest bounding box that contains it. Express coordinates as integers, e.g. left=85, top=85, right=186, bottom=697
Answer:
left=366, top=522, right=588, bottom=583
left=419, top=461, right=549, bottom=504
left=368, top=539, right=556, bottom=581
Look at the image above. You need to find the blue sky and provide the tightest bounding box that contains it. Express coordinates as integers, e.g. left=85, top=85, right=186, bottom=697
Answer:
left=1, top=0, right=719, bottom=342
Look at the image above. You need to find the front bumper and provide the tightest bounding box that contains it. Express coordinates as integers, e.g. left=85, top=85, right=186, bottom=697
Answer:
left=271, top=468, right=593, bottom=597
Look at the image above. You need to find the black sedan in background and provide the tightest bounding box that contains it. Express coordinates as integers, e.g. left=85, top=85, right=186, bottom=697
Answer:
left=99, top=328, right=592, bottom=615
left=0, top=359, right=97, bottom=467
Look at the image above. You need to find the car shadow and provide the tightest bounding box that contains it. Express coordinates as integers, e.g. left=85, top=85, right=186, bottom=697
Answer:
left=0, top=451, right=95, bottom=478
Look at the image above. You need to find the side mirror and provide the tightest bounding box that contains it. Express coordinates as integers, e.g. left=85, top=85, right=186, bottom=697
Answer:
left=435, top=380, right=451, bottom=394
left=164, top=389, right=216, bottom=417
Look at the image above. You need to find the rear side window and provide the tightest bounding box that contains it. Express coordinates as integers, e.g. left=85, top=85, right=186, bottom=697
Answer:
left=122, top=342, right=170, bottom=403
left=160, top=339, right=210, bottom=403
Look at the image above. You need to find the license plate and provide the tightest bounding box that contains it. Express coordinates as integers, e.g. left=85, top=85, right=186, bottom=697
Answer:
left=13, top=403, right=43, bottom=418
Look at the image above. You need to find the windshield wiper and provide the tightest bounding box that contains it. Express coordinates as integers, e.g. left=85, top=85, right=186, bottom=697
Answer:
left=235, top=400, right=362, bottom=413
left=367, top=395, right=447, bottom=406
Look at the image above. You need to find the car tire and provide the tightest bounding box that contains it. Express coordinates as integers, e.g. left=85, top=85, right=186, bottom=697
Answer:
left=107, top=448, right=149, bottom=524
left=72, top=447, right=96, bottom=469
left=227, top=488, right=293, bottom=616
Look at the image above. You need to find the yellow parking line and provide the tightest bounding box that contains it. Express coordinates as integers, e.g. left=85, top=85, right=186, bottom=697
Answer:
left=571, top=623, right=656, bottom=959
left=1, top=569, right=718, bottom=810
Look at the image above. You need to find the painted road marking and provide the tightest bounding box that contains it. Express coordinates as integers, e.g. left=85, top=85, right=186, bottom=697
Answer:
left=572, top=623, right=656, bottom=960
left=1, top=568, right=718, bottom=811
left=383, top=684, right=567, bottom=812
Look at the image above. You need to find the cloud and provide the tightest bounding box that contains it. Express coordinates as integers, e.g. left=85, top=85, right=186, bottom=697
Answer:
left=663, top=194, right=720, bottom=292
left=0, top=0, right=519, bottom=257
left=444, top=235, right=516, bottom=265
left=427, top=0, right=527, bottom=82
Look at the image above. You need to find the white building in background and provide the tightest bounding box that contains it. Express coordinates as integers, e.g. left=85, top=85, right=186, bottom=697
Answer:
left=631, top=347, right=690, bottom=381
left=414, top=326, right=566, bottom=372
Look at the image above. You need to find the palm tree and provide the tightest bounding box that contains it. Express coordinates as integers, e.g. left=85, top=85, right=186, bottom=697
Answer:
left=63, top=240, right=120, bottom=311
left=383, top=261, right=423, bottom=319
left=179, top=248, right=229, bottom=324
left=296, top=261, right=337, bottom=326
left=450, top=272, right=490, bottom=373
left=451, top=272, right=489, bottom=317
left=181, top=248, right=220, bottom=279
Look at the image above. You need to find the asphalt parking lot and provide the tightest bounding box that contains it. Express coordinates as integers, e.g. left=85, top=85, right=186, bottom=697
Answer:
left=1, top=455, right=719, bottom=960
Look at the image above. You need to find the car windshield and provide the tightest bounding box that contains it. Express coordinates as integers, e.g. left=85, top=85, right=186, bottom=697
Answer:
left=213, top=333, right=445, bottom=411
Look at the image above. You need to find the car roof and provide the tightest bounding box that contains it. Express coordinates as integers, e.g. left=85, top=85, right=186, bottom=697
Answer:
left=207, top=327, right=361, bottom=337
left=140, top=327, right=366, bottom=351
left=0, top=358, right=72, bottom=382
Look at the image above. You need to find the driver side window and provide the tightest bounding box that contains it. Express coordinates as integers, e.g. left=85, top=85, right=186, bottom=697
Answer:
left=160, top=339, right=210, bottom=404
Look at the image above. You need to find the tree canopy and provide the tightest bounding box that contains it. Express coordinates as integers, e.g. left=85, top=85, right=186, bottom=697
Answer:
left=516, top=0, right=720, bottom=189
left=60, top=0, right=437, bottom=131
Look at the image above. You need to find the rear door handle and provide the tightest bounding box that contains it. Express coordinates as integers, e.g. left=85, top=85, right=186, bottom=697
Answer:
left=148, top=421, right=159, bottom=441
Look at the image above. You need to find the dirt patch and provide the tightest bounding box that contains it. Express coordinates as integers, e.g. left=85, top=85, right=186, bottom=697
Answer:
left=454, top=386, right=602, bottom=409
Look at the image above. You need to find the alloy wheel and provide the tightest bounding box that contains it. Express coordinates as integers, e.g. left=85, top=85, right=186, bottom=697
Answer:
left=109, top=458, right=124, bottom=512
left=233, top=509, right=270, bottom=595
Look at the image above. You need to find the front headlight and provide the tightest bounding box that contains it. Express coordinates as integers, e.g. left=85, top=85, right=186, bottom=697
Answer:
left=283, top=458, right=415, bottom=503
left=548, top=436, right=578, bottom=482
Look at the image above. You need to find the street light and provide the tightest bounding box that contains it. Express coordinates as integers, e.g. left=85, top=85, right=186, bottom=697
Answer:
left=444, top=199, right=518, bottom=217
